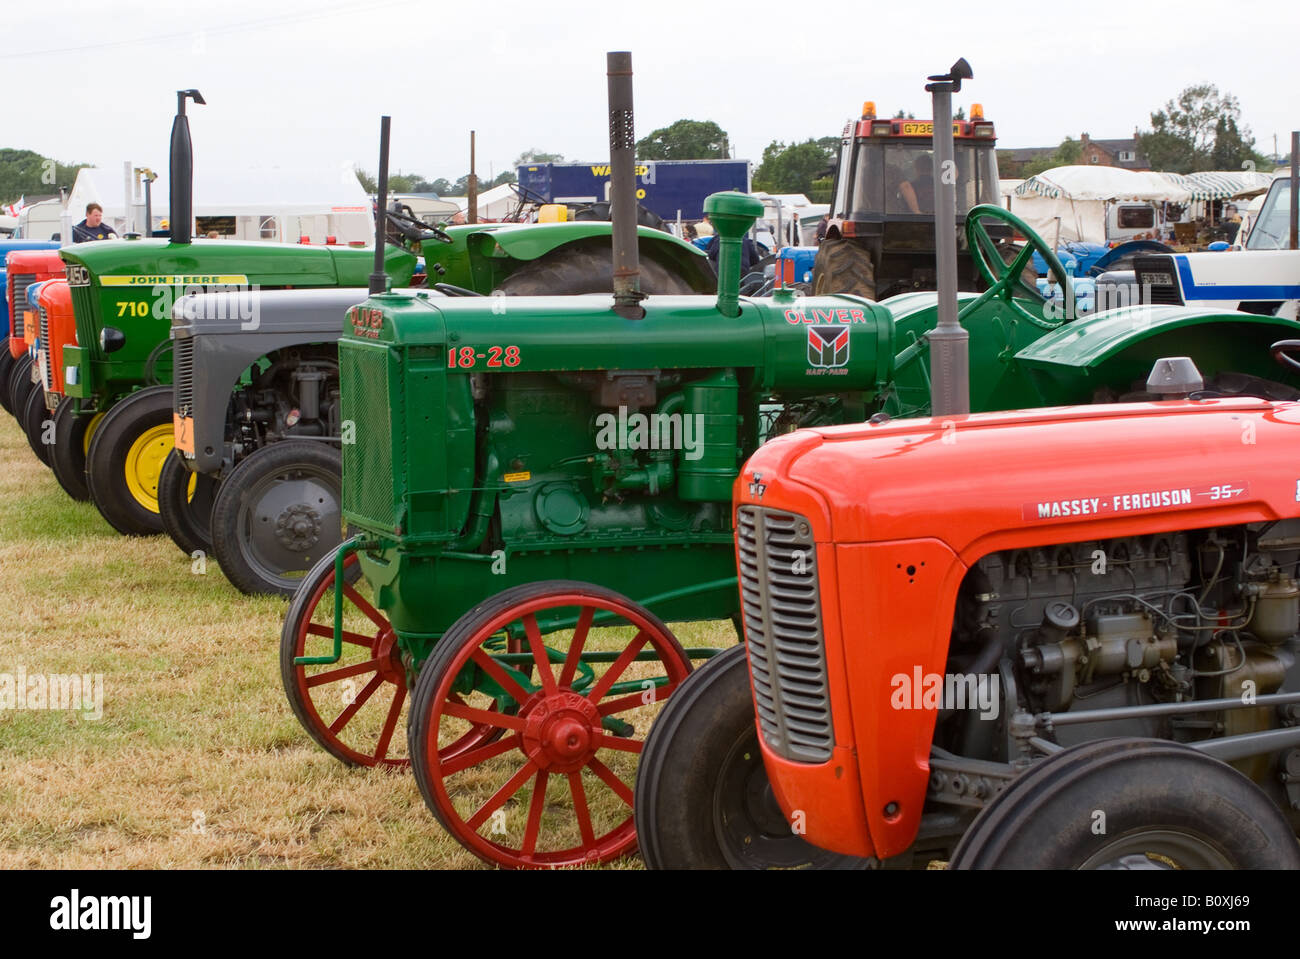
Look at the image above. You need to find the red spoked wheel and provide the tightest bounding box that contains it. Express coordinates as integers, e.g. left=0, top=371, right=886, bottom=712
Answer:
left=408, top=580, right=693, bottom=869
left=280, top=548, right=412, bottom=767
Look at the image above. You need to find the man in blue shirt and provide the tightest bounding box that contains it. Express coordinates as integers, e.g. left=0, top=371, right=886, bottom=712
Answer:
left=73, top=203, right=118, bottom=243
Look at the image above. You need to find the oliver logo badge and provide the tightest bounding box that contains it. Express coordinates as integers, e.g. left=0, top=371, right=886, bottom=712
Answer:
left=807, top=325, right=849, bottom=369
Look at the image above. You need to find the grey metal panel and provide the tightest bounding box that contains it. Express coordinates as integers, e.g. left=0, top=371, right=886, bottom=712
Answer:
left=737, top=505, right=833, bottom=763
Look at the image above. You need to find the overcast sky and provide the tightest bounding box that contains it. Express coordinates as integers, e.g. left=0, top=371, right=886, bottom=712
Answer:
left=3, top=0, right=1295, bottom=188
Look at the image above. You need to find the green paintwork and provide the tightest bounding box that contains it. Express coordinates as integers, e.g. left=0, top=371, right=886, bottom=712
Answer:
left=61, top=239, right=417, bottom=407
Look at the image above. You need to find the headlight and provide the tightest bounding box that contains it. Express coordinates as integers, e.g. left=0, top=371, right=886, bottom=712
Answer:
left=100, top=327, right=126, bottom=353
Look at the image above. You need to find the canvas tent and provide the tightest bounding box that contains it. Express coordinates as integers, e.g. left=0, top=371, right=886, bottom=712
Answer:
left=1009, top=165, right=1190, bottom=244
left=65, top=164, right=374, bottom=244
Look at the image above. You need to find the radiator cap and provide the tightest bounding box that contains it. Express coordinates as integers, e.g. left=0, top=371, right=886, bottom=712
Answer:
left=1146, top=356, right=1203, bottom=398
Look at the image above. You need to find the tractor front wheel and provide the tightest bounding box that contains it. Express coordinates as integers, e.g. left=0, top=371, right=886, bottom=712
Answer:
left=408, top=581, right=693, bottom=869
left=281, top=548, right=410, bottom=768
left=7, top=355, right=36, bottom=424
left=210, top=440, right=343, bottom=596
left=811, top=237, right=876, bottom=300
left=85, top=386, right=175, bottom=536
left=21, top=386, right=53, bottom=467
left=0, top=350, right=14, bottom=415
left=635, top=645, right=873, bottom=869
left=949, top=738, right=1300, bottom=869
left=158, top=450, right=217, bottom=557
left=50, top=400, right=103, bottom=502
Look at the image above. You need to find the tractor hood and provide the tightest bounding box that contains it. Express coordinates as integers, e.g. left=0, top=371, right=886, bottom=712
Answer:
left=60, top=238, right=416, bottom=288
left=739, top=397, right=1300, bottom=555
left=172, top=286, right=381, bottom=336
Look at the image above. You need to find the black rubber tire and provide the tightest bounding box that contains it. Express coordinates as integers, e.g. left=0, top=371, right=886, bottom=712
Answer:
left=811, top=237, right=876, bottom=300
left=209, top=440, right=344, bottom=597
left=85, top=386, right=175, bottom=536
left=20, top=384, right=54, bottom=467
left=157, top=449, right=218, bottom=557
left=0, top=349, right=15, bottom=415
left=634, top=645, right=872, bottom=869
left=495, top=240, right=698, bottom=296
left=949, top=738, right=1300, bottom=870
left=49, top=399, right=98, bottom=502
left=8, top=354, right=36, bottom=421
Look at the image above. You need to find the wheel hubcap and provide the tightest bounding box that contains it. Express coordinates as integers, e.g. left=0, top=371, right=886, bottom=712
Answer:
left=521, top=691, right=601, bottom=773
left=124, top=423, right=174, bottom=512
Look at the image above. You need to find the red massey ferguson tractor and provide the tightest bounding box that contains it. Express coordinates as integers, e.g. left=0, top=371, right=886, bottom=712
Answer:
left=636, top=352, right=1300, bottom=869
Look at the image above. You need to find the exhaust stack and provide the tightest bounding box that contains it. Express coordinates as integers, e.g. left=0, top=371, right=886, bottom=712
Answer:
left=169, top=89, right=205, bottom=245
left=370, top=116, right=392, bottom=295
left=606, top=51, right=644, bottom=319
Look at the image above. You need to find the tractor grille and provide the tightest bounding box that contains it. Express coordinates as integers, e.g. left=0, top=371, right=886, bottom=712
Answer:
left=737, top=506, right=833, bottom=763
left=38, top=304, right=52, bottom=390
left=173, top=337, right=194, bottom=417
left=1133, top=256, right=1184, bottom=306
left=340, top=341, right=400, bottom=533
left=10, top=272, right=35, bottom=337
left=69, top=284, right=97, bottom=348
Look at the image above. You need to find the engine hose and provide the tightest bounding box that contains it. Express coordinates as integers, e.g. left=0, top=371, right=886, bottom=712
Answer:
left=143, top=340, right=173, bottom=386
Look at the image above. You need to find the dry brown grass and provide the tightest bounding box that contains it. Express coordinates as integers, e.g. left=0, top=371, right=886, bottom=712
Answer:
left=0, top=413, right=735, bottom=868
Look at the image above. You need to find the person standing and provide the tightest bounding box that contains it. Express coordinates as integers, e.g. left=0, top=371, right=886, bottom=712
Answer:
left=72, top=202, right=118, bottom=242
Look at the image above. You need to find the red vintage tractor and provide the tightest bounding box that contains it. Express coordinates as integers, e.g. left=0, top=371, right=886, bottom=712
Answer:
left=636, top=351, right=1300, bottom=868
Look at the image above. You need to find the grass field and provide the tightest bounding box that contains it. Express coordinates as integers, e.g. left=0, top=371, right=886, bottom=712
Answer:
left=0, top=412, right=736, bottom=869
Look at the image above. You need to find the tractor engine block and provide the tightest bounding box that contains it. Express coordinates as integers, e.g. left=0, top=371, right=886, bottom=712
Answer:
left=944, top=524, right=1300, bottom=757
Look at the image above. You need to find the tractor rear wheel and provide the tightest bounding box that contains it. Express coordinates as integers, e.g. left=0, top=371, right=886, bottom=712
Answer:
left=281, top=547, right=411, bottom=768
left=7, top=355, right=36, bottom=422
left=408, top=581, right=693, bottom=869
left=85, top=386, right=175, bottom=536
left=0, top=350, right=14, bottom=415
left=50, top=400, right=103, bottom=502
left=158, top=450, right=217, bottom=557
left=210, top=440, right=343, bottom=596
left=21, top=386, right=53, bottom=467
left=811, top=237, right=876, bottom=300
left=635, top=645, right=873, bottom=869
left=495, top=241, right=697, bottom=296
left=949, top=738, right=1300, bottom=869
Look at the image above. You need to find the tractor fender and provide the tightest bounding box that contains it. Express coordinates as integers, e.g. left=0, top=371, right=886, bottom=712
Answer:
left=464, top=222, right=714, bottom=293
left=172, top=287, right=377, bottom=475
left=1013, top=305, right=1300, bottom=404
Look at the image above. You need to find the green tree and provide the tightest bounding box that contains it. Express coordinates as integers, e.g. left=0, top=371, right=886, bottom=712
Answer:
left=753, top=138, right=838, bottom=195
left=1019, top=137, right=1083, bottom=177
left=354, top=167, right=376, bottom=192
left=635, top=119, right=729, bottom=160
left=0, top=148, right=91, bottom=204
left=1137, top=84, right=1265, bottom=173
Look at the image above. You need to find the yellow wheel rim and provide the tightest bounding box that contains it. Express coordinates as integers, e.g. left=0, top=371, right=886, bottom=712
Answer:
left=124, top=424, right=174, bottom=513
left=82, top=412, right=106, bottom=458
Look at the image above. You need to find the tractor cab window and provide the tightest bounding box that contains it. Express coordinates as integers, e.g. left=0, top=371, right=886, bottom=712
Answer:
left=849, top=140, right=999, bottom=218
left=1246, top=179, right=1292, bottom=250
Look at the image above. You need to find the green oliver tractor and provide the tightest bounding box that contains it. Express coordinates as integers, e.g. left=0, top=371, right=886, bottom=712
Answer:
left=280, top=189, right=1300, bottom=869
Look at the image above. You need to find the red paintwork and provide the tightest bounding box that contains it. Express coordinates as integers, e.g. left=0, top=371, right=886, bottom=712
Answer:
left=733, top=398, right=1300, bottom=859
left=6, top=249, right=65, bottom=359
left=35, top=280, right=75, bottom=403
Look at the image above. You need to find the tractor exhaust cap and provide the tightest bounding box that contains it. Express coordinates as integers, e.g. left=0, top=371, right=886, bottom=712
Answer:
left=606, top=51, right=645, bottom=320
left=169, top=89, right=206, bottom=246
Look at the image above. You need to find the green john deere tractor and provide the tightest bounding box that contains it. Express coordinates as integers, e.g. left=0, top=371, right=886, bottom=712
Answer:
left=276, top=55, right=1300, bottom=871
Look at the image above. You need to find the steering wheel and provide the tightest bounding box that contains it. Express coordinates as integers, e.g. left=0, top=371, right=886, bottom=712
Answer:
left=385, top=207, right=454, bottom=246
left=1270, top=340, right=1300, bottom=374
left=960, top=203, right=1075, bottom=330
